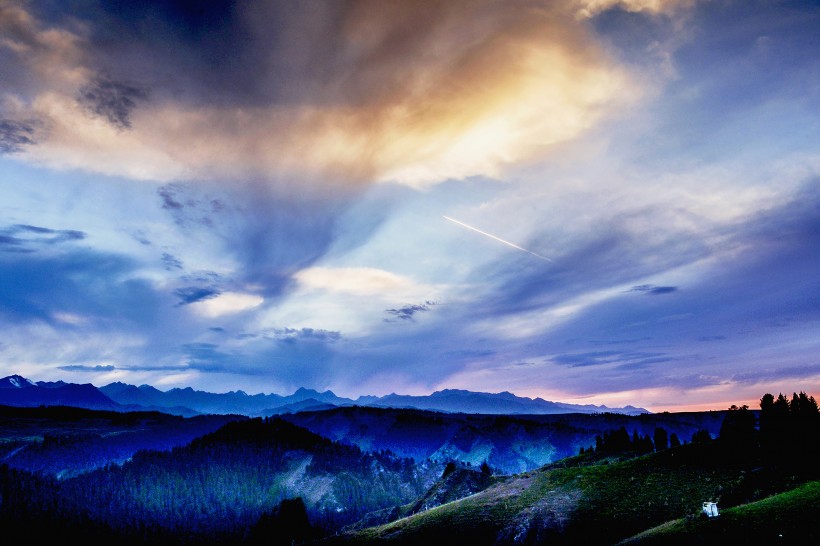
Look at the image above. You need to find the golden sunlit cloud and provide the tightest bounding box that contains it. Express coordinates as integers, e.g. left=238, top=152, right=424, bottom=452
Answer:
left=2, top=0, right=640, bottom=188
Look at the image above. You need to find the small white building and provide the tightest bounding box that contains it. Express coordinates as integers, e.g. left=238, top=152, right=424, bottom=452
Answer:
left=702, top=501, right=719, bottom=518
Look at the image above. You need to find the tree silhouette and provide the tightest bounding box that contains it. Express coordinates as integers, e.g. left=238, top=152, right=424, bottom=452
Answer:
left=760, top=391, right=820, bottom=472
left=653, top=427, right=668, bottom=451
left=690, top=429, right=712, bottom=444
left=719, top=404, right=757, bottom=458
left=248, top=497, right=316, bottom=546
left=669, top=433, right=681, bottom=448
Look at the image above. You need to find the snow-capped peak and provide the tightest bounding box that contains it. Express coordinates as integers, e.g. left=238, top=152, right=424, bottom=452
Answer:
left=1, top=374, right=38, bottom=388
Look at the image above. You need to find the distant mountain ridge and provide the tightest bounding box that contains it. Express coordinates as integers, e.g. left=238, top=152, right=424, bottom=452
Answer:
left=366, top=388, right=647, bottom=415
left=0, top=374, right=119, bottom=411
left=99, top=380, right=650, bottom=416
left=0, top=374, right=650, bottom=416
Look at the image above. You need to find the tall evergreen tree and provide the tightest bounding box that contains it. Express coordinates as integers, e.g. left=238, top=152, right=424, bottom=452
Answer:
left=719, top=404, right=757, bottom=457
left=653, top=427, right=668, bottom=451
left=669, top=433, right=681, bottom=448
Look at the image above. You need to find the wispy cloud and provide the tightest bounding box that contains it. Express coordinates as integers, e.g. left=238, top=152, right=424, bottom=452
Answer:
left=0, top=119, right=37, bottom=154
left=78, top=75, right=148, bottom=130
left=58, top=364, right=116, bottom=372
left=384, top=302, right=435, bottom=322
left=0, top=224, right=85, bottom=252
left=630, top=284, right=678, bottom=295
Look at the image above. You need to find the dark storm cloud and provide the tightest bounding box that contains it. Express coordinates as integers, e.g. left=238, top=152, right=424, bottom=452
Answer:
left=58, top=0, right=260, bottom=106
left=15, top=0, right=297, bottom=116
left=0, top=119, right=37, bottom=153
left=58, top=364, right=116, bottom=372
left=174, top=286, right=221, bottom=306
left=77, top=75, right=148, bottom=129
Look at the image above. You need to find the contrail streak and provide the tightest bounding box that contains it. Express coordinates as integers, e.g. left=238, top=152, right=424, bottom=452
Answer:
left=443, top=216, right=553, bottom=263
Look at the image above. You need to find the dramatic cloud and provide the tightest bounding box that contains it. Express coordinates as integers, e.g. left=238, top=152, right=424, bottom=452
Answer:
left=1, top=0, right=818, bottom=410
left=0, top=0, right=636, bottom=185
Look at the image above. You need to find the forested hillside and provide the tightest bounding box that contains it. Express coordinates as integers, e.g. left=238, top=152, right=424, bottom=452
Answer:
left=0, top=417, right=440, bottom=544
left=283, top=406, right=728, bottom=474
left=0, top=405, right=243, bottom=477
left=326, top=391, right=820, bottom=545
left=0, top=391, right=816, bottom=545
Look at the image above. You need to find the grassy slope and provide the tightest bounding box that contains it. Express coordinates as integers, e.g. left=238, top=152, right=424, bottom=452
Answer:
left=325, top=443, right=812, bottom=545
left=618, top=480, right=820, bottom=544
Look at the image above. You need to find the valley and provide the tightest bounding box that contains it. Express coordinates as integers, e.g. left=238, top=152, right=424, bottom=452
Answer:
left=0, top=376, right=817, bottom=544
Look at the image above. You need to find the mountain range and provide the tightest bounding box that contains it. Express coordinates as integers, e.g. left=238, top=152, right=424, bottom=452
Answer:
left=0, top=374, right=119, bottom=411
left=0, top=374, right=649, bottom=417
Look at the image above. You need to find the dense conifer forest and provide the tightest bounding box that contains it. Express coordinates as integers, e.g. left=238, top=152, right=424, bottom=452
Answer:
left=0, top=391, right=817, bottom=545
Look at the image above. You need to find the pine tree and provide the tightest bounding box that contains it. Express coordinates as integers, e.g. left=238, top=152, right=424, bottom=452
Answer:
left=653, top=427, right=668, bottom=451
left=669, top=433, right=681, bottom=448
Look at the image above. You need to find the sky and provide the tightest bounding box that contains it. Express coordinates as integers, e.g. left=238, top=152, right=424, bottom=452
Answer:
left=1, top=0, right=819, bottom=412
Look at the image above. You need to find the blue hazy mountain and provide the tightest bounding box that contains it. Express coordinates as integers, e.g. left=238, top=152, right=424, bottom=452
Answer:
left=0, top=374, right=119, bottom=411
left=100, top=381, right=650, bottom=416
left=2, top=375, right=649, bottom=416
left=365, top=388, right=648, bottom=416
left=100, top=382, right=352, bottom=415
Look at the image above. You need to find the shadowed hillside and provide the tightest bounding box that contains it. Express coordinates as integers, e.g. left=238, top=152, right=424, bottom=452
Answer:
left=321, top=391, right=819, bottom=545
left=282, top=406, right=728, bottom=474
